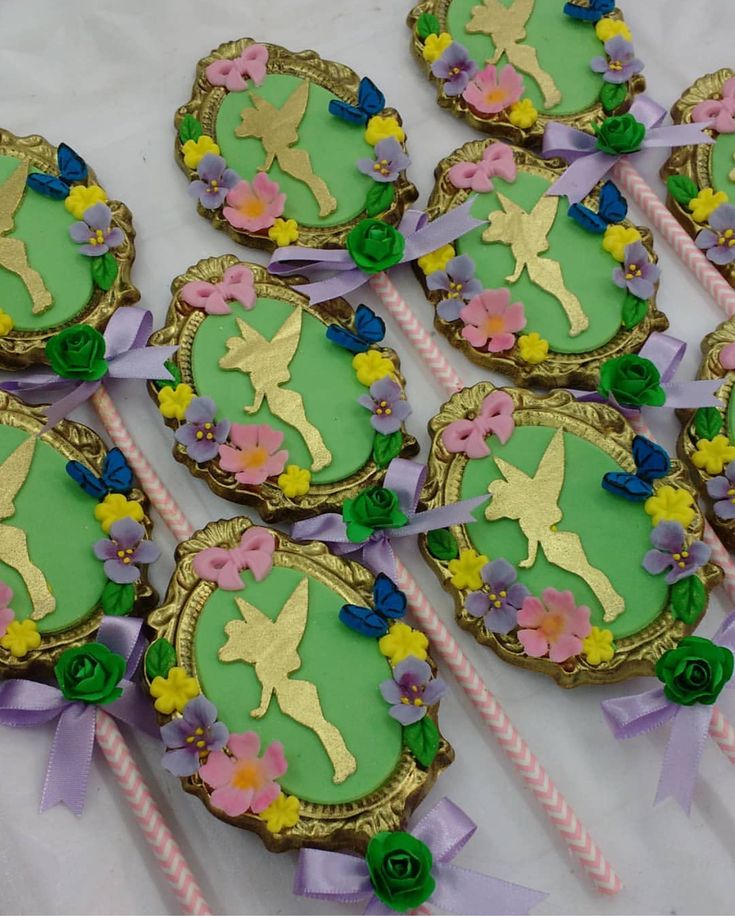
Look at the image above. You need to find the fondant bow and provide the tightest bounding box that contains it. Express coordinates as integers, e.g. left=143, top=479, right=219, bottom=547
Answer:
left=601, top=613, right=735, bottom=814
left=193, top=527, right=276, bottom=590
left=294, top=797, right=548, bottom=915
left=0, top=617, right=157, bottom=816
left=442, top=391, right=515, bottom=459
left=543, top=95, right=714, bottom=203
left=447, top=142, right=517, bottom=193
left=180, top=264, right=256, bottom=315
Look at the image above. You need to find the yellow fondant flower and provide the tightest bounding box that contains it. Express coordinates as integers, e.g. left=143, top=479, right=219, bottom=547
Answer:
left=182, top=135, right=220, bottom=170
left=688, top=188, right=729, bottom=224
left=157, top=383, right=194, bottom=420
left=692, top=435, right=735, bottom=475
left=352, top=350, right=395, bottom=386
left=422, top=32, right=453, bottom=63
left=448, top=548, right=488, bottom=590
left=260, top=793, right=301, bottom=832
left=0, top=309, right=14, bottom=337
left=582, top=627, right=615, bottom=666
left=1, top=619, right=41, bottom=657
left=595, top=19, right=632, bottom=42
left=94, top=493, right=145, bottom=533
left=278, top=464, right=311, bottom=498
left=64, top=184, right=108, bottom=220
left=268, top=218, right=299, bottom=246
left=149, top=666, right=199, bottom=714
left=518, top=332, right=549, bottom=364
left=644, top=485, right=696, bottom=527
left=509, top=98, right=538, bottom=129
left=365, top=116, right=406, bottom=147
left=418, top=244, right=455, bottom=276
left=602, top=224, right=642, bottom=261
left=379, top=622, right=429, bottom=666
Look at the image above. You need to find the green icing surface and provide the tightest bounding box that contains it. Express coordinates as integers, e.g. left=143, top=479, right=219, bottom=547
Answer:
left=215, top=73, right=375, bottom=228
left=0, top=423, right=106, bottom=634
left=191, top=296, right=376, bottom=484
left=457, top=171, right=626, bottom=353
left=459, top=425, right=668, bottom=639
left=710, top=131, right=735, bottom=198
left=0, top=155, right=93, bottom=331
left=446, top=0, right=603, bottom=116
left=193, top=565, right=403, bottom=805
left=727, top=384, right=735, bottom=443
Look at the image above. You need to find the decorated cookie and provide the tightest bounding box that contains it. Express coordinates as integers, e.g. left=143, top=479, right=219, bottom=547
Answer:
left=662, top=69, right=735, bottom=288
left=0, top=129, right=137, bottom=369
left=0, top=391, right=157, bottom=674
left=146, top=518, right=452, bottom=851
left=420, top=383, right=721, bottom=687
left=175, top=39, right=416, bottom=251
left=407, top=1, right=644, bottom=144
left=418, top=140, right=667, bottom=388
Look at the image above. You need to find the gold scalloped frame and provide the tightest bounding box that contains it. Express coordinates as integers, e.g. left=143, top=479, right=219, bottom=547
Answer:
left=149, top=257, right=419, bottom=522
left=420, top=383, right=722, bottom=688
left=419, top=142, right=668, bottom=388
left=147, top=518, right=453, bottom=853
left=174, top=39, right=418, bottom=252
left=0, top=392, right=156, bottom=676
left=406, top=1, right=644, bottom=145
left=0, top=129, right=139, bottom=370
left=661, top=69, right=735, bottom=288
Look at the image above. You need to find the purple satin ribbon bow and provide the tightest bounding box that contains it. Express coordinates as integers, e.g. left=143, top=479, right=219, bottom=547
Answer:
left=543, top=95, right=714, bottom=203
left=601, top=613, right=735, bottom=814
left=294, top=797, right=547, bottom=915
left=1, top=308, right=177, bottom=430
left=0, top=617, right=157, bottom=815
left=290, top=458, right=486, bottom=579
left=268, top=199, right=485, bottom=304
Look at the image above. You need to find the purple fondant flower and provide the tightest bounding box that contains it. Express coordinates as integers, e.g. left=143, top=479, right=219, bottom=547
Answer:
left=707, top=459, right=735, bottom=520
left=465, top=558, right=530, bottom=634
left=174, top=396, right=231, bottom=463
left=642, top=520, right=711, bottom=584
left=69, top=203, right=124, bottom=257
left=160, top=695, right=229, bottom=777
left=612, top=241, right=660, bottom=300
left=695, top=204, right=735, bottom=266
left=379, top=656, right=446, bottom=725
left=188, top=153, right=240, bottom=209
left=427, top=254, right=483, bottom=321
left=358, top=376, right=411, bottom=434
left=94, top=517, right=160, bottom=584
left=431, top=42, right=479, bottom=97
left=357, top=137, right=410, bottom=183
left=590, top=36, right=644, bottom=84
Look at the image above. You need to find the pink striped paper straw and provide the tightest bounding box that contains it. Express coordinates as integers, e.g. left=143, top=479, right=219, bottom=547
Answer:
left=710, top=707, right=735, bottom=766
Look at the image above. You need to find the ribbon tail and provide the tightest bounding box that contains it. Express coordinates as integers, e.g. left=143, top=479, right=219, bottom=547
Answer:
left=601, top=687, right=677, bottom=738
left=394, top=495, right=488, bottom=537
left=429, top=864, right=548, bottom=916
left=41, top=381, right=101, bottom=431
left=106, top=345, right=178, bottom=380
left=40, top=704, right=97, bottom=816
left=644, top=123, right=716, bottom=149
left=402, top=197, right=485, bottom=262
left=655, top=704, right=713, bottom=814
left=546, top=151, right=617, bottom=204
left=106, top=683, right=159, bottom=737
left=293, top=849, right=373, bottom=903
left=661, top=380, right=724, bottom=409
left=713, top=611, right=735, bottom=651
left=291, top=514, right=350, bottom=547
left=294, top=269, right=370, bottom=305
left=384, top=458, right=426, bottom=516
left=362, top=536, right=397, bottom=580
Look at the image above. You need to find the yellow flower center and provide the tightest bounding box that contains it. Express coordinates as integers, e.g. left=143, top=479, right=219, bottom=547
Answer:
left=483, top=315, right=507, bottom=335
left=242, top=199, right=267, bottom=218
left=231, top=760, right=263, bottom=791
left=540, top=612, right=566, bottom=642
left=373, top=159, right=392, bottom=176
left=375, top=400, right=392, bottom=416
left=88, top=229, right=106, bottom=246
left=241, top=445, right=269, bottom=469
left=210, top=180, right=219, bottom=191
left=609, top=59, right=623, bottom=71
left=484, top=87, right=508, bottom=106
left=625, top=264, right=643, bottom=279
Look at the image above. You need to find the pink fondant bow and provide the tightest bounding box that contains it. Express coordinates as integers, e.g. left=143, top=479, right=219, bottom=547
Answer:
left=180, top=264, right=257, bottom=315
left=442, top=391, right=515, bottom=459
left=692, top=77, right=735, bottom=134
left=448, top=142, right=517, bottom=193
left=205, top=44, right=269, bottom=92
left=193, top=527, right=276, bottom=590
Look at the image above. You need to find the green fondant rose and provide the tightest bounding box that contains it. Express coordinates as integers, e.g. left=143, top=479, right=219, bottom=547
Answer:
left=46, top=325, right=108, bottom=381
left=366, top=831, right=436, bottom=912
left=343, top=486, right=409, bottom=543
left=597, top=354, right=666, bottom=408
left=55, top=643, right=126, bottom=705
left=655, top=636, right=734, bottom=706
left=347, top=220, right=405, bottom=274
left=595, top=114, right=647, bottom=156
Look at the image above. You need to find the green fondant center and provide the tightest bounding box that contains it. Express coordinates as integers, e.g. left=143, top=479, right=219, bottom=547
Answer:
left=193, top=565, right=403, bottom=805
left=459, top=425, right=668, bottom=639
left=710, top=132, right=735, bottom=198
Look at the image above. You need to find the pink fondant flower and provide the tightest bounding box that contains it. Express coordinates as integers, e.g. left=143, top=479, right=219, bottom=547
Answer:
left=517, top=588, right=592, bottom=663
left=462, top=64, right=524, bottom=116
left=448, top=142, right=517, bottom=193
left=0, top=582, right=14, bottom=638
left=460, top=288, right=526, bottom=352
left=198, top=732, right=286, bottom=817
left=206, top=44, right=269, bottom=92
left=218, top=424, right=288, bottom=486
left=692, top=77, right=735, bottom=134
left=223, top=173, right=285, bottom=233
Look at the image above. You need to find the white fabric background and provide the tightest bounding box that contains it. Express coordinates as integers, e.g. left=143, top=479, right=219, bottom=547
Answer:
left=1, top=1, right=734, bottom=913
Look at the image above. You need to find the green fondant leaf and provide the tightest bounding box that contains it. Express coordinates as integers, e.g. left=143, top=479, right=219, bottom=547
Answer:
left=621, top=293, right=648, bottom=329
left=145, top=638, right=177, bottom=682
left=365, top=182, right=395, bottom=218
left=100, top=581, right=135, bottom=617
left=91, top=252, right=118, bottom=291
left=416, top=12, right=441, bottom=40
left=600, top=82, right=628, bottom=114
left=373, top=430, right=403, bottom=468
left=426, top=528, right=459, bottom=561
left=178, top=114, right=203, bottom=144
left=153, top=360, right=182, bottom=391
left=667, top=175, right=699, bottom=207
left=670, top=576, right=707, bottom=625
left=694, top=406, right=723, bottom=440
left=404, top=716, right=440, bottom=767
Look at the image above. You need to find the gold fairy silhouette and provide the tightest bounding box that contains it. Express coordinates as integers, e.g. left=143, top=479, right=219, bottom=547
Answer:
left=219, top=577, right=357, bottom=784
left=465, top=0, right=562, bottom=109
left=485, top=428, right=625, bottom=622
left=235, top=80, right=337, bottom=218
left=219, top=309, right=333, bottom=472
left=482, top=192, right=589, bottom=337
left=0, top=436, right=56, bottom=620
left=0, top=160, right=53, bottom=315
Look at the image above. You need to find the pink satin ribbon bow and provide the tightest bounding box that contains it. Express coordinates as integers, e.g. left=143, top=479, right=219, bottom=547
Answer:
left=180, top=264, right=257, bottom=315
left=447, top=142, right=517, bottom=193
left=204, top=44, right=269, bottom=92
left=442, top=391, right=515, bottom=459
left=193, top=527, right=276, bottom=590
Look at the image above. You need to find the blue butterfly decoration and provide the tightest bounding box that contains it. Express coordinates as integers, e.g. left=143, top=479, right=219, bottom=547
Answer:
left=66, top=448, right=134, bottom=500
left=563, top=0, right=615, bottom=21
left=568, top=181, right=628, bottom=234
left=339, top=573, right=407, bottom=637
left=26, top=143, right=88, bottom=200
left=601, top=435, right=671, bottom=502
left=326, top=304, right=386, bottom=353
left=329, top=77, right=385, bottom=126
